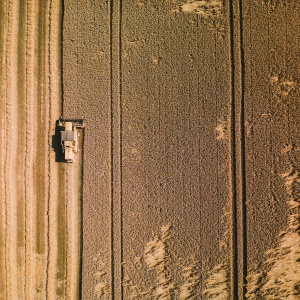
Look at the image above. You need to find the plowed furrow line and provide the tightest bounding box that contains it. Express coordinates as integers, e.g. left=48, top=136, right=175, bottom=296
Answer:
left=4, top=1, right=20, bottom=299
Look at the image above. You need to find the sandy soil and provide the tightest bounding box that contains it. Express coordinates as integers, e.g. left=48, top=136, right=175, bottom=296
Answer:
left=1, top=0, right=300, bottom=299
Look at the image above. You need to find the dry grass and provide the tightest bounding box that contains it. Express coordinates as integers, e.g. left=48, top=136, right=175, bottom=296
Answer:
left=203, top=263, right=230, bottom=299
left=270, top=74, right=297, bottom=99
left=94, top=254, right=110, bottom=299
left=246, top=166, right=300, bottom=299
left=181, top=0, right=223, bottom=17
left=144, top=224, right=176, bottom=300
left=215, top=118, right=229, bottom=140
left=178, top=259, right=200, bottom=300
left=123, top=224, right=202, bottom=299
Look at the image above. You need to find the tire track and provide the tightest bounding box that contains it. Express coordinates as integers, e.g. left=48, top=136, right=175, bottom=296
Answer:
left=238, top=1, right=247, bottom=298
left=109, top=1, right=114, bottom=297
left=229, top=0, right=238, bottom=297
left=110, top=0, right=123, bottom=298
left=229, top=0, right=247, bottom=298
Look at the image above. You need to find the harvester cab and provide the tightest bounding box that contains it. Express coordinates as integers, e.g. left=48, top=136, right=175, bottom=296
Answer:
left=58, top=117, right=84, bottom=163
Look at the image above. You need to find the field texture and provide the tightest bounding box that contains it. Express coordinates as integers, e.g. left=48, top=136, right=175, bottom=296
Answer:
left=1, top=0, right=300, bottom=299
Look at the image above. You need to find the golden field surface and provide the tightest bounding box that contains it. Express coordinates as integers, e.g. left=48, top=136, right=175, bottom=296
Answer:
left=0, top=0, right=300, bottom=299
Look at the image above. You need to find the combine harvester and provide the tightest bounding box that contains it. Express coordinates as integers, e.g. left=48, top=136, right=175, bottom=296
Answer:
left=58, top=116, right=85, bottom=162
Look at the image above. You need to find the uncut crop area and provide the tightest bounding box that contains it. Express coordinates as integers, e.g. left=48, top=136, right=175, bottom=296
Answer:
left=1, top=0, right=300, bottom=300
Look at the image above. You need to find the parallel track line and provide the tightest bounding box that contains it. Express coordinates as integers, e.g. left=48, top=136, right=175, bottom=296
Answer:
left=229, top=0, right=247, bottom=298
left=110, top=0, right=123, bottom=298
left=109, top=2, right=114, bottom=298
left=44, top=0, right=51, bottom=296
left=118, top=1, right=123, bottom=298
left=238, top=0, right=247, bottom=296
left=229, top=0, right=238, bottom=297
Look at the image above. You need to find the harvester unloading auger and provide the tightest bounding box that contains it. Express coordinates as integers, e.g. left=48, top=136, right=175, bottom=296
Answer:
left=58, top=116, right=85, bottom=162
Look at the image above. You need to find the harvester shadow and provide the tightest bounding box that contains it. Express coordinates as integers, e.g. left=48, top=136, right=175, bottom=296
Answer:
left=52, top=120, right=64, bottom=163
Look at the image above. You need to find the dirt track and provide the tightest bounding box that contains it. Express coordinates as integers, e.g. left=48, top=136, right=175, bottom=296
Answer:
left=1, top=0, right=300, bottom=299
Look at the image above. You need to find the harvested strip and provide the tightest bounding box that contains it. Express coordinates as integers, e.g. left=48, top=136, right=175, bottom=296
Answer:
left=46, top=0, right=64, bottom=297
left=0, top=0, right=81, bottom=298
left=4, top=1, right=20, bottom=298
left=36, top=2, right=51, bottom=298
left=25, top=0, right=39, bottom=298
left=66, top=163, right=82, bottom=299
